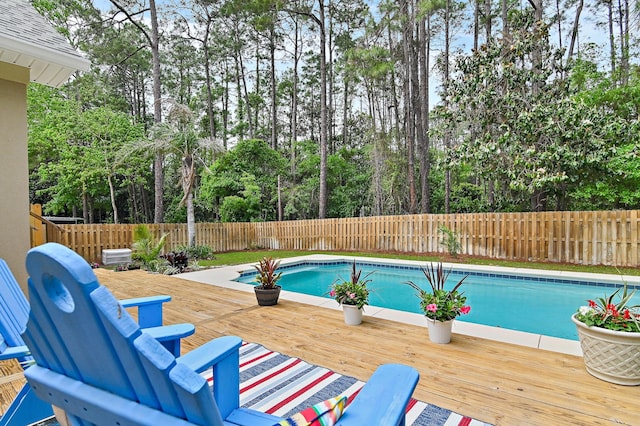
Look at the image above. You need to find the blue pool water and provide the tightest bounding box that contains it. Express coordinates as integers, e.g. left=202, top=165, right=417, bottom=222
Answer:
left=236, top=261, right=640, bottom=340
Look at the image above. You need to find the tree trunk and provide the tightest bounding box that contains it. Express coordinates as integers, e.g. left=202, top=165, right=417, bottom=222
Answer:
left=107, top=173, right=119, bottom=224
left=567, top=0, right=584, bottom=60
left=402, top=0, right=417, bottom=214
left=501, top=0, right=509, bottom=41
left=473, top=0, right=479, bottom=49
left=182, top=155, right=196, bottom=247
left=186, top=191, right=195, bottom=246
left=318, top=0, right=328, bottom=219
left=270, top=24, right=278, bottom=150
left=149, top=0, right=163, bottom=224
left=618, top=0, right=629, bottom=84
left=420, top=14, right=431, bottom=213
left=342, top=79, right=349, bottom=149
left=291, top=14, right=300, bottom=177
left=555, top=0, right=563, bottom=58
left=277, top=175, right=283, bottom=221
left=223, top=59, right=230, bottom=149
left=388, top=24, right=401, bottom=138
left=607, top=0, right=617, bottom=86
left=328, top=6, right=334, bottom=153
left=410, top=26, right=422, bottom=215
left=82, top=185, right=89, bottom=224
left=203, top=23, right=216, bottom=139
left=88, top=198, right=94, bottom=224
left=444, top=0, right=451, bottom=214
left=236, top=45, right=253, bottom=140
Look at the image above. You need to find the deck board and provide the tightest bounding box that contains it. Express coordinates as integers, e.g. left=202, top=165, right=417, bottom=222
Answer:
left=1, top=268, right=638, bottom=425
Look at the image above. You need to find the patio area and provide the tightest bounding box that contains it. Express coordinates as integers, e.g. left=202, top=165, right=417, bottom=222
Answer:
left=1, top=266, right=639, bottom=425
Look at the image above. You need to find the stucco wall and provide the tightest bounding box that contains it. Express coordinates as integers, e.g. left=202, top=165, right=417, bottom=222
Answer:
left=0, top=62, right=30, bottom=292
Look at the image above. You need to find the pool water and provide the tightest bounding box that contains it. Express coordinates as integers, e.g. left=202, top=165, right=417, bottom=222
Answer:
left=236, top=262, right=640, bottom=340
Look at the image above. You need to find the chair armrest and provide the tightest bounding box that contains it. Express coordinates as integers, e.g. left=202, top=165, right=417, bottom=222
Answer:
left=336, top=364, right=419, bottom=426
left=120, top=295, right=172, bottom=328
left=142, top=323, right=195, bottom=357
left=0, top=345, right=31, bottom=361
left=143, top=324, right=195, bottom=342
left=177, top=335, right=243, bottom=419
left=177, top=335, right=242, bottom=373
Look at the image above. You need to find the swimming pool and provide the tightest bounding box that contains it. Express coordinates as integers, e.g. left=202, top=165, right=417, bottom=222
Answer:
left=235, top=260, right=640, bottom=340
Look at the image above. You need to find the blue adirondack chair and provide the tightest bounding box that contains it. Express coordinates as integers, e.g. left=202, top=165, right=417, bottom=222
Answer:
left=0, top=255, right=195, bottom=426
left=21, top=243, right=419, bottom=426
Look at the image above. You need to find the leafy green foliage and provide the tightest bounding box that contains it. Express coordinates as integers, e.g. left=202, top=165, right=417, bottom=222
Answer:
left=131, top=225, right=167, bottom=270
left=28, top=85, right=146, bottom=221
left=405, top=263, right=470, bottom=322
left=219, top=174, right=263, bottom=222
left=330, top=261, right=373, bottom=309
left=450, top=182, right=489, bottom=213
left=176, top=245, right=215, bottom=260
left=200, top=139, right=286, bottom=222
left=435, top=8, right=637, bottom=212
left=27, top=0, right=640, bottom=221
left=575, top=283, right=640, bottom=332
left=438, top=225, right=461, bottom=257
left=327, top=147, right=373, bottom=217
left=253, top=257, right=282, bottom=289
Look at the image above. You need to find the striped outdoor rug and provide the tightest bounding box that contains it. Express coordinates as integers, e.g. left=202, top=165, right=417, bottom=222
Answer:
left=200, top=342, right=491, bottom=426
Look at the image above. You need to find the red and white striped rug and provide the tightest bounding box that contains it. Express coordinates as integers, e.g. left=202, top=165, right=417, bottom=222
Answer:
left=200, top=342, right=491, bottom=426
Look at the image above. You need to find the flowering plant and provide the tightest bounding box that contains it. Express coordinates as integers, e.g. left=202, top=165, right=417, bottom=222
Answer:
left=329, top=261, right=374, bottom=310
left=406, top=262, right=471, bottom=322
left=575, top=283, right=640, bottom=332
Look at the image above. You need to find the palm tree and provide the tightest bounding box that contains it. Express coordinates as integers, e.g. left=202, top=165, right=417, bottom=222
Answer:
left=131, top=101, right=224, bottom=246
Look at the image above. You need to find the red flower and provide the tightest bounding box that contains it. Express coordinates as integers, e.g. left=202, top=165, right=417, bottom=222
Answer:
left=588, top=300, right=597, bottom=308
left=624, top=309, right=632, bottom=320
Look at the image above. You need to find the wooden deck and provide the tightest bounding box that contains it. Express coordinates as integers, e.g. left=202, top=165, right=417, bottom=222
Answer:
left=2, top=268, right=639, bottom=425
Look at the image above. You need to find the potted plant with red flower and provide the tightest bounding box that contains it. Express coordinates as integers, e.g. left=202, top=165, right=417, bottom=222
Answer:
left=572, top=282, right=640, bottom=385
left=406, top=262, right=471, bottom=344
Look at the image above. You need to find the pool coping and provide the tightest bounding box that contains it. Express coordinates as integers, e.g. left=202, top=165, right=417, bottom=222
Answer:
left=177, top=254, right=640, bottom=357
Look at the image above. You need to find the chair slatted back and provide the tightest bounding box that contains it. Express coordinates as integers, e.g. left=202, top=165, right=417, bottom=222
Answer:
left=23, top=243, right=223, bottom=426
left=0, top=259, right=32, bottom=363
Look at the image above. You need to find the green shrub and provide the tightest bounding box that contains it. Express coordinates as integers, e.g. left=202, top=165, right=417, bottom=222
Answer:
left=438, top=225, right=461, bottom=257
left=131, top=224, right=167, bottom=270
left=176, top=244, right=215, bottom=260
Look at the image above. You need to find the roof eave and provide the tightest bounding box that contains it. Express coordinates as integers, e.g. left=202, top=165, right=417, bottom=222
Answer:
left=0, top=34, right=90, bottom=88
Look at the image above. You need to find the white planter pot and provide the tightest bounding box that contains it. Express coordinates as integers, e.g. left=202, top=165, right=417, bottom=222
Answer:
left=572, top=314, right=640, bottom=386
left=342, top=305, right=363, bottom=325
left=426, top=318, right=453, bottom=344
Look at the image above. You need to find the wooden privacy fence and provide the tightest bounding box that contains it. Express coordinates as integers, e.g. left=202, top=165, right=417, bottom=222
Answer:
left=41, top=210, right=640, bottom=267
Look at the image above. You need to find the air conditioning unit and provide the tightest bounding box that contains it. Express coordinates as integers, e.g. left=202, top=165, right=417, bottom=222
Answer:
left=102, top=249, right=132, bottom=265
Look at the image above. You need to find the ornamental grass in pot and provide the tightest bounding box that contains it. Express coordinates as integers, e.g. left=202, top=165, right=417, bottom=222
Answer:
left=572, top=282, right=640, bottom=385
left=329, top=261, right=374, bottom=325
left=406, top=262, right=471, bottom=343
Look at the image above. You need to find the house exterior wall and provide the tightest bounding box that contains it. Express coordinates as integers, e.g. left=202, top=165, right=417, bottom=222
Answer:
left=0, top=62, right=30, bottom=291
